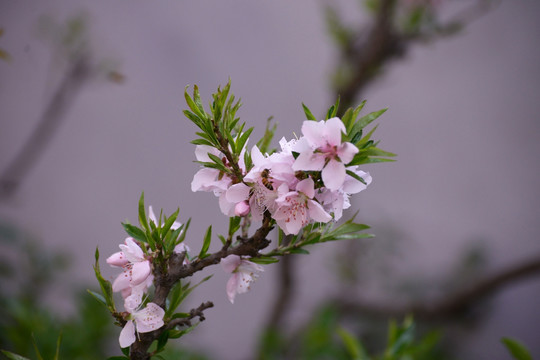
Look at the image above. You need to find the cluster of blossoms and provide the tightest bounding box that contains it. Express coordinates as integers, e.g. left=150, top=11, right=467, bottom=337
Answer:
left=192, top=117, right=372, bottom=235
left=105, top=208, right=183, bottom=348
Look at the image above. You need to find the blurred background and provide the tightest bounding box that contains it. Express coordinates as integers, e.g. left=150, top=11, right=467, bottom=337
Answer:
left=0, top=0, right=539, bottom=359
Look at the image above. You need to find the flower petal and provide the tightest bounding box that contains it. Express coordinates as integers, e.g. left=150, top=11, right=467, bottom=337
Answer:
left=226, top=183, right=250, bottom=202
left=221, top=254, right=241, bottom=273
left=322, top=159, right=346, bottom=191
left=106, top=251, right=128, bottom=267
left=134, top=303, right=165, bottom=333
left=296, top=178, right=315, bottom=199
left=307, top=200, right=332, bottom=223
left=191, top=168, right=219, bottom=192
left=119, top=320, right=136, bottom=348
left=292, top=151, right=325, bottom=171
left=131, top=260, right=152, bottom=286
left=226, top=273, right=239, bottom=303
left=325, top=117, right=346, bottom=145
left=337, top=141, right=359, bottom=164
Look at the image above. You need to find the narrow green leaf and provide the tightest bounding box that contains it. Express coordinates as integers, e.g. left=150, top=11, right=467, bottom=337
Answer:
left=250, top=257, right=279, bottom=264
left=184, top=86, right=206, bottom=120
left=346, top=170, right=367, bottom=184
left=138, top=192, right=149, bottom=232
left=326, top=96, right=340, bottom=119
left=87, top=289, right=107, bottom=307
left=31, top=334, right=44, bottom=360
left=337, top=327, right=369, bottom=360
left=54, top=333, right=62, bottom=360
left=161, top=208, right=180, bottom=237
left=302, top=103, right=317, bottom=121
left=122, top=223, right=147, bottom=243
left=236, top=127, right=254, bottom=155
left=190, top=138, right=214, bottom=146
left=1, top=350, right=31, bottom=360
left=350, top=108, right=387, bottom=135
left=501, top=338, right=533, bottom=360
left=198, top=226, right=212, bottom=258
left=288, top=248, right=309, bottom=255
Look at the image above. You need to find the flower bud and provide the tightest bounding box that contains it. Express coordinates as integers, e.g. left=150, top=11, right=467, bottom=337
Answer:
left=234, top=201, right=250, bottom=217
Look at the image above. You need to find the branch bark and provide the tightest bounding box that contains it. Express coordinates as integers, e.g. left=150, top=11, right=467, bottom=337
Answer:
left=334, top=254, right=540, bottom=319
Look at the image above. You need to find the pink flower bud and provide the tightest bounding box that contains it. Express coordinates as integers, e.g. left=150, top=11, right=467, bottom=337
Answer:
left=234, top=201, right=250, bottom=217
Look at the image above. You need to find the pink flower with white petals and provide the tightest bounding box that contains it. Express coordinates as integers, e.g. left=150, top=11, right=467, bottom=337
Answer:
left=221, top=254, right=264, bottom=304
left=107, top=238, right=152, bottom=296
left=119, top=302, right=165, bottom=348
left=273, top=178, right=332, bottom=235
left=292, top=117, right=358, bottom=191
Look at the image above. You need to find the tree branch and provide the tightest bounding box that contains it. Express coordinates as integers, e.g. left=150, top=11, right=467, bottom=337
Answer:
left=334, top=254, right=540, bottom=319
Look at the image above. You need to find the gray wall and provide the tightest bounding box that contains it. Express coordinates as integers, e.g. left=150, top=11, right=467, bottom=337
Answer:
left=1, top=1, right=539, bottom=359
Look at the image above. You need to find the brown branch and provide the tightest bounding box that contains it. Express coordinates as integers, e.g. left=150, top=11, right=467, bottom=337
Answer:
left=334, top=254, right=540, bottom=320
left=165, top=301, right=214, bottom=330
left=0, top=55, right=92, bottom=198
left=129, top=212, right=274, bottom=360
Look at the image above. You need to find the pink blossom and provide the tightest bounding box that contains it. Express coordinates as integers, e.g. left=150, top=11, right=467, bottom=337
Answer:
left=273, top=178, right=332, bottom=235
left=119, top=302, right=165, bottom=348
left=108, top=238, right=152, bottom=295
left=292, top=117, right=358, bottom=191
left=221, top=254, right=264, bottom=304
left=316, top=167, right=372, bottom=220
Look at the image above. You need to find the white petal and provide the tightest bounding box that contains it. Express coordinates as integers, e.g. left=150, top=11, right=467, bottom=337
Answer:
left=226, top=183, right=250, bottom=202
left=221, top=254, right=241, bottom=273
left=134, top=303, right=165, bottom=333
left=106, top=251, right=128, bottom=267
left=337, top=141, right=359, bottom=164
left=292, top=151, right=325, bottom=171
left=218, top=192, right=236, bottom=216
left=308, top=200, right=332, bottom=223
left=131, top=260, right=152, bottom=286
left=120, top=238, right=145, bottom=262
left=191, top=168, right=219, bottom=192
left=301, top=120, right=325, bottom=147
left=195, top=145, right=220, bottom=162
left=322, top=160, right=346, bottom=191
left=148, top=206, right=157, bottom=225
left=119, top=320, right=136, bottom=348
left=296, top=178, right=315, bottom=199
left=226, top=273, right=239, bottom=303
left=112, top=270, right=132, bottom=293
left=325, top=117, right=346, bottom=145
left=250, top=145, right=265, bottom=166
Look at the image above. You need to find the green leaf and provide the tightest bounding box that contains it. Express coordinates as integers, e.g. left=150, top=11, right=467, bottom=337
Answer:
left=501, top=338, right=533, bottom=360
left=256, top=117, right=277, bottom=154
left=1, top=350, right=31, bottom=360
left=190, top=138, right=214, bottom=146
left=198, top=226, right=212, bottom=259
left=87, top=289, right=107, bottom=307
left=236, top=127, right=254, bottom=155
left=337, top=327, right=369, bottom=360
left=162, top=208, right=180, bottom=237
left=166, top=276, right=213, bottom=318
left=54, top=333, right=62, bottom=360
left=184, top=86, right=206, bottom=120
left=346, top=170, right=367, bottom=184
left=302, top=103, right=317, bottom=121
left=122, top=223, right=147, bottom=243
left=107, top=357, right=129, bottom=360
left=228, top=216, right=242, bottom=236
left=93, top=247, right=116, bottom=313
left=31, top=334, right=44, bottom=360
left=138, top=192, right=149, bottom=232
left=289, top=248, right=310, bottom=255
left=326, top=96, right=340, bottom=119
left=353, top=108, right=387, bottom=132
left=250, top=256, right=279, bottom=264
